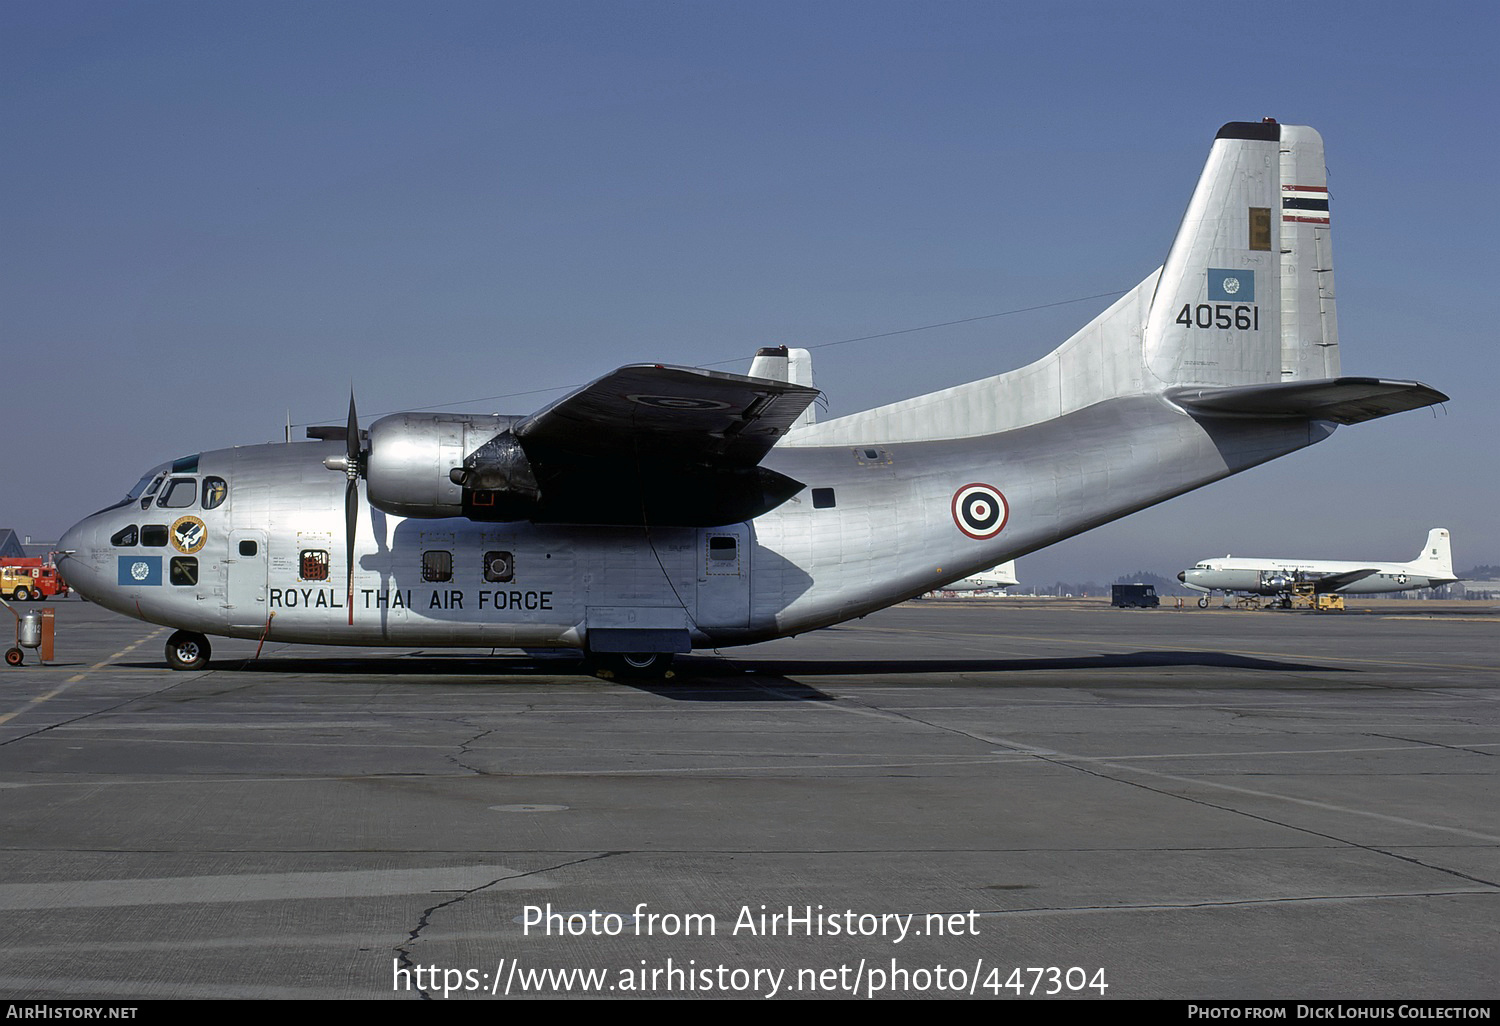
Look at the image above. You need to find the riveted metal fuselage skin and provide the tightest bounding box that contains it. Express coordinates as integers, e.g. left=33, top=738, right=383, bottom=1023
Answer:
left=57, top=398, right=1327, bottom=651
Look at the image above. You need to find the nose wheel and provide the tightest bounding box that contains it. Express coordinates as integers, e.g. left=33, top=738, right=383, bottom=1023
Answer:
left=165, top=630, right=212, bottom=671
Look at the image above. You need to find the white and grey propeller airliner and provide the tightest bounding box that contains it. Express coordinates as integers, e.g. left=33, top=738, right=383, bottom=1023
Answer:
left=935, top=561, right=1019, bottom=593
left=1179, top=528, right=1458, bottom=607
left=56, top=119, right=1448, bottom=676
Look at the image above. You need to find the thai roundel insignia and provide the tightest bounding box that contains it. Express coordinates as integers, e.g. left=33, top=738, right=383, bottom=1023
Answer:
left=951, top=483, right=1008, bottom=540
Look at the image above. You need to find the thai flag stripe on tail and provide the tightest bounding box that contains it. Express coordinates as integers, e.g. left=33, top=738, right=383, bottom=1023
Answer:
left=1283, top=184, right=1330, bottom=224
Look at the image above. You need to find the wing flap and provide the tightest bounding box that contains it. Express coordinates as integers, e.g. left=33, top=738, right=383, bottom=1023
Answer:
left=1168, top=377, right=1448, bottom=425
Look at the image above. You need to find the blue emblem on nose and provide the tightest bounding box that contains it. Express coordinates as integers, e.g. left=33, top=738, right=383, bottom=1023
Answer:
left=117, top=556, right=162, bottom=586
left=1208, top=268, right=1254, bottom=302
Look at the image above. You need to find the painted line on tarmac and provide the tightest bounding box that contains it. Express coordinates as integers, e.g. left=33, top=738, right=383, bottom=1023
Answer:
left=0, top=627, right=166, bottom=725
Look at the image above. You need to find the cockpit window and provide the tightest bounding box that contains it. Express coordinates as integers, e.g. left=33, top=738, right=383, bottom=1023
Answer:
left=126, top=471, right=159, bottom=502
left=92, top=465, right=170, bottom=518
left=157, top=478, right=198, bottom=509
left=110, top=525, right=138, bottom=547
left=140, top=473, right=167, bottom=510
left=202, top=477, right=228, bottom=510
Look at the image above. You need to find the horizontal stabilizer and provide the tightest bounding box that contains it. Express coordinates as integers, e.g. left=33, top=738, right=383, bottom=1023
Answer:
left=1168, top=377, right=1448, bottom=425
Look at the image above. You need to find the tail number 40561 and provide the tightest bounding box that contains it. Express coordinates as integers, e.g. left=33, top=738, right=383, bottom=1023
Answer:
left=1176, top=303, right=1259, bottom=330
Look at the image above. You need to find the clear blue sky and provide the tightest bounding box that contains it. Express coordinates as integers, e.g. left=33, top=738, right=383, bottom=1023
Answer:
left=4, top=1, right=1494, bottom=584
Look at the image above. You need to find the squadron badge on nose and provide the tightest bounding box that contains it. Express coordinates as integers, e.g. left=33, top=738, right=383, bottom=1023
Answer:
left=171, top=516, right=207, bottom=554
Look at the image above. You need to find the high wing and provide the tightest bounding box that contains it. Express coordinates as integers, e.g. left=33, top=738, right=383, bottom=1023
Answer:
left=517, top=364, right=818, bottom=466
left=1168, top=378, right=1448, bottom=425
left=511, top=364, right=821, bottom=527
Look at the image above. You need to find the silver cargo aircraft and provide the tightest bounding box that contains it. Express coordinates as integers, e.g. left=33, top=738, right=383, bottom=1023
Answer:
left=1178, top=528, right=1458, bottom=607
left=56, top=120, right=1448, bottom=677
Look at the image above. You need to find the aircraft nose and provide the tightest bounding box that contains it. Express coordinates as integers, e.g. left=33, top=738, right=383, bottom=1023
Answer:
left=57, top=517, right=92, bottom=558
left=55, top=518, right=101, bottom=598
left=1176, top=571, right=1186, bottom=583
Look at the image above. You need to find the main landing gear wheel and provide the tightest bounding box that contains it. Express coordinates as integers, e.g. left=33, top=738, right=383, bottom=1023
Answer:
left=5, top=647, right=22, bottom=667
left=165, top=630, right=212, bottom=671
left=592, top=652, right=676, bottom=680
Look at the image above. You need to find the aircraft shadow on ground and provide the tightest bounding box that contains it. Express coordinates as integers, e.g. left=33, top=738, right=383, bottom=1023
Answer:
left=115, top=648, right=1352, bottom=704
left=115, top=652, right=835, bottom=701
left=721, top=650, right=1355, bottom=677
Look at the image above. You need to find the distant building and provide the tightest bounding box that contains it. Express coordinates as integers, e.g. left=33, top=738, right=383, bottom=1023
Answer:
left=0, top=530, right=28, bottom=560
left=1458, top=579, right=1500, bottom=601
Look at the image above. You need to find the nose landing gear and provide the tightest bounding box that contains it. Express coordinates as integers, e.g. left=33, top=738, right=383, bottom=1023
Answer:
left=165, top=630, right=212, bottom=671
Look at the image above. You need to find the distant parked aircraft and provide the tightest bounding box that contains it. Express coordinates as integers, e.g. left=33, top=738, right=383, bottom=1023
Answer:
left=1179, top=529, right=1458, bottom=607
left=937, top=561, right=1019, bottom=593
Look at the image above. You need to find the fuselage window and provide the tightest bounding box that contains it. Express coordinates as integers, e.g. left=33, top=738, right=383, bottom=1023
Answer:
left=483, top=550, right=514, bottom=583
left=157, top=478, right=198, bottom=509
left=811, top=487, right=836, bottom=509
left=169, top=557, right=198, bottom=587
left=239, top=540, right=258, bottom=557
left=110, top=525, right=139, bottom=547
left=300, top=550, right=330, bottom=581
left=423, top=550, right=453, bottom=583
left=141, top=525, right=169, bottom=547
left=708, top=536, right=737, bottom=561
left=202, top=477, right=228, bottom=510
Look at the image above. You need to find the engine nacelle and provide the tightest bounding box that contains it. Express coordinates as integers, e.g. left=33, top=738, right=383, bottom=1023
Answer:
left=365, top=413, right=537, bottom=520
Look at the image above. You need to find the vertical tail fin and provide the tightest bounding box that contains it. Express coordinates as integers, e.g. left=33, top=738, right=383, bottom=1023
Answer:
left=1146, top=120, right=1339, bottom=389
left=1413, top=528, right=1454, bottom=578
left=786, top=119, right=1442, bottom=448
